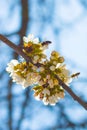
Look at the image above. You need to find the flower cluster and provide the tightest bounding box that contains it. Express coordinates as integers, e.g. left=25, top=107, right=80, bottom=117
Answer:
left=23, top=34, right=48, bottom=64
left=6, top=60, right=39, bottom=88
left=6, top=34, right=73, bottom=105
left=33, top=51, right=72, bottom=105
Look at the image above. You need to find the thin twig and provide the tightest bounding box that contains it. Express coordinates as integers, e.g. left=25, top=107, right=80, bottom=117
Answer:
left=0, top=34, right=87, bottom=110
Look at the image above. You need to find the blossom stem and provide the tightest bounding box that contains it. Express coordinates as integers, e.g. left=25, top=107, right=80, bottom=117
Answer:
left=0, top=34, right=87, bottom=110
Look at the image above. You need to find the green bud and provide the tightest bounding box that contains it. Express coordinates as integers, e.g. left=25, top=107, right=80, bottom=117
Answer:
left=58, top=57, right=64, bottom=63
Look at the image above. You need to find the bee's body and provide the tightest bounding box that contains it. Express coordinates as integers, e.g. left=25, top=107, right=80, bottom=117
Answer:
left=42, top=41, right=51, bottom=46
left=71, top=72, right=80, bottom=78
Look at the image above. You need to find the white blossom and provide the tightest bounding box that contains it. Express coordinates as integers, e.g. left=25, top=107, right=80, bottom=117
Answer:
left=39, top=80, right=44, bottom=86
left=48, top=95, right=57, bottom=106
left=42, top=92, right=65, bottom=106
left=50, top=65, right=56, bottom=71
left=62, top=69, right=70, bottom=77
left=42, top=45, right=48, bottom=50
left=34, top=55, right=39, bottom=61
left=6, top=60, right=38, bottom=88
left=50, top=55, right=55, bottom=60
left=33, top=55, right=40, bottom=63
left=6, top=34, right=75, bottom=106
left=6, top=59, right=19, bottom=73
left=53, top=61, right=58, bottom=65
left=39, top=67, right=44, bottom=72
left=37, top=75, right=41, bottom=80
left=43, top=97, right=49, bottom=105
left=42, top=88, right=50, bottom=96
left=32, top=66, right=37, bottom=71
left=34, top=95, right=41, bottom=101
left=58, top=92, right=65, bottom=98
left=65, top=77, right=72, bottom=85
left=23, top=34, right=39, bottom=44
left=56, top=63, right=61, bottom=68
left=48, top=79, right=54, bottom=88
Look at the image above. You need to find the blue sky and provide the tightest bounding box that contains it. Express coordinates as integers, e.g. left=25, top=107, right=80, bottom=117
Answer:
left=0, top=0, right=87, bottom=129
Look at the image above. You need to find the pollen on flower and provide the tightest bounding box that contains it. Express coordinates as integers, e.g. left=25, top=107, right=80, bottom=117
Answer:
left=54, top=79, right=59, bottom=85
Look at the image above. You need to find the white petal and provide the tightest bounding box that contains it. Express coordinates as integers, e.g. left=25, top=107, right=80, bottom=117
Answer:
left=56, top=63, right=61, bottom=68
left=43, top=101, right=49, bottom=105
left=50, top=102, right=56, bottom=106
left=53, top=61, right=57, bottom=65
left=34, top=95, right=40, bottom=101
left=44, top=102, right=49, bottom=105
left=62, top=69, right=70, bottom=76
left=42, top=45, right=48, bottom=50
left=10, top=59, right=19, bottom=65
left=66, top=77, right=72, bottom=84
left=42, top=88, right=50, bottom=95
left=33, top=38, right=39, bottom=44
left=43, top=97, right=49, bottom=105
left=50, top=66, right=55, bottom=71
left=23, top=36, right=28, bottom=43
left=6, top=60, right=18, bottom=73
left=34, top=55, right=39, bottom=60
left=28, top=34, right=34, bottom=41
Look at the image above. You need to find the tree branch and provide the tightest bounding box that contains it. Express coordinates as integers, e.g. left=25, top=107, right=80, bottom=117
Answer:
left=0, top=34, right=87, bottom=110
left=55, top=75, right=87, bottom=110
left=0, top=34, right=31, bottom=62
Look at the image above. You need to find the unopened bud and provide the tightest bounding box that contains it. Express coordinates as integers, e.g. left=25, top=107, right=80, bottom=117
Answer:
left=58, top=57, right=64, bottom=63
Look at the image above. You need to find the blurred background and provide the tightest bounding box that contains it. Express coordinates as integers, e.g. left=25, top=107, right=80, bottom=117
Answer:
left=0, top=0, right=87, bottom=130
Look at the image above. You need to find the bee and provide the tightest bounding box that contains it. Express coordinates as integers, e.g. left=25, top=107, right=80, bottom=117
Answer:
left=42, top=41, right=52, bottom=46
left=71, top=72, right=80, bottom=78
